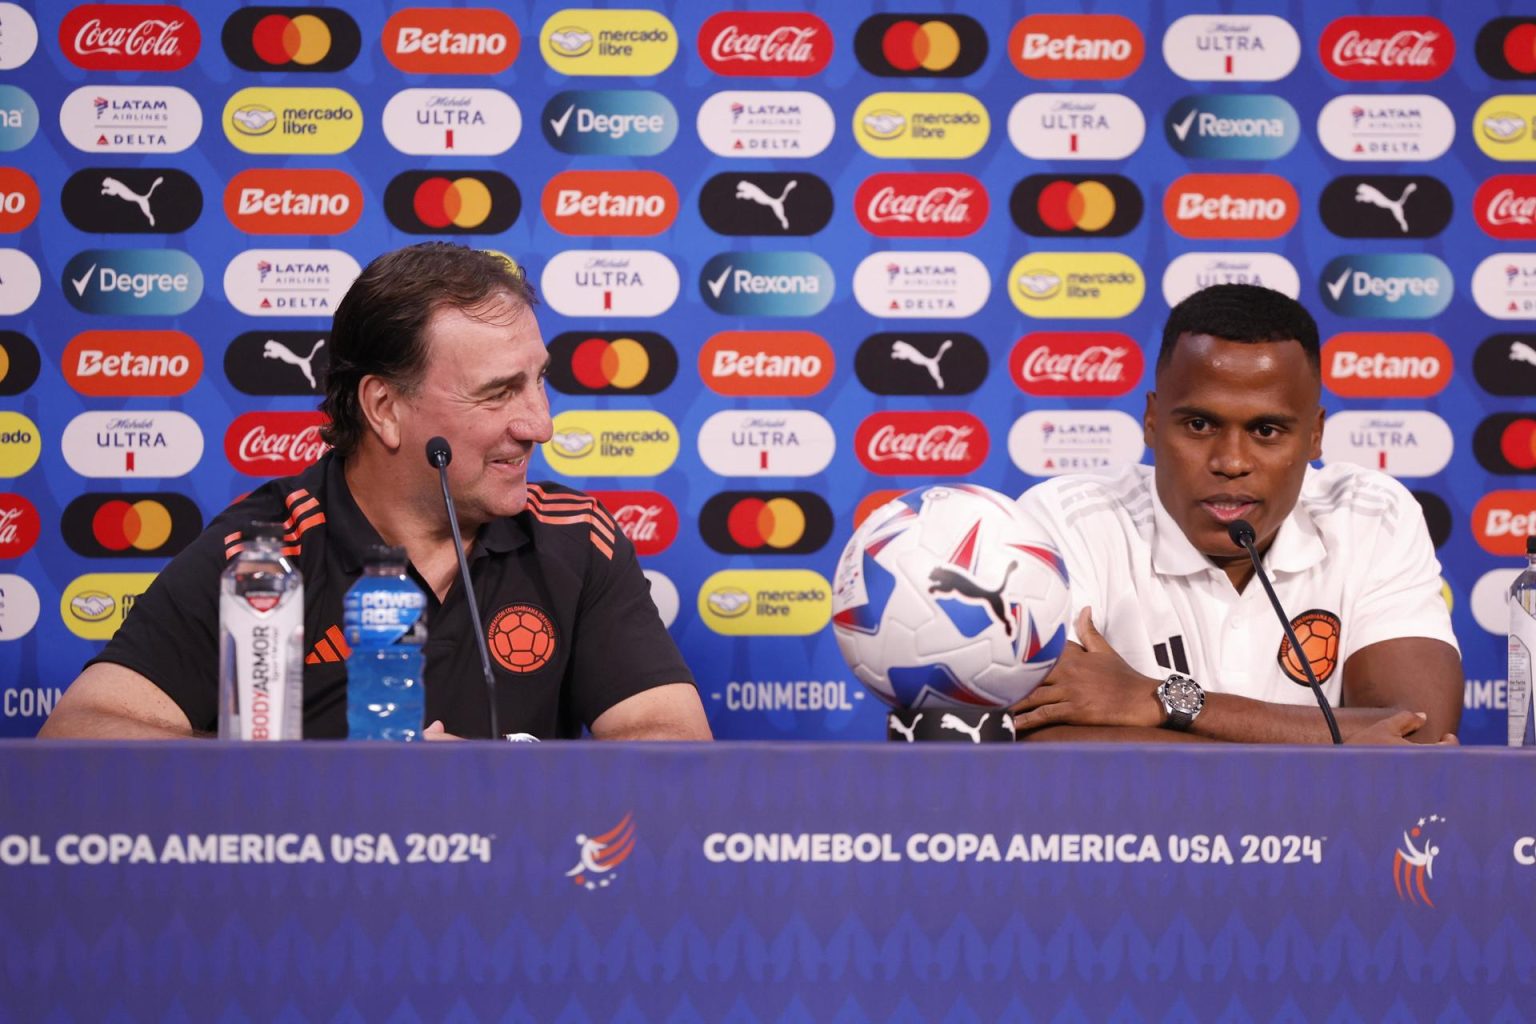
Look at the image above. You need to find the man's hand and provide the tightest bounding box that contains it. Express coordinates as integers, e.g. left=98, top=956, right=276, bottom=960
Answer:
left=1344, top=710, right=1458, bottom=746
left=422, top=720, right=463, bottom=741
left=1011, top=608, right=1164, bottom=732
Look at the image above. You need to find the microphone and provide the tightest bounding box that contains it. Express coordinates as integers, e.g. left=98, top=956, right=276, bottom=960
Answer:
left=426, top=436, right=500, bottom=739
left=1227, top=519, right=1342, bottom=744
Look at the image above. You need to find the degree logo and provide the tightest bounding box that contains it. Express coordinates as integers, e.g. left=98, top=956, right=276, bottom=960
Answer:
left=700, top=491, right=833, bottom=556
left=699, top=172, right=834, bottom=236
left=696, top=90, right=834, bottom=159
left=60, top=85, right=197, bottom=154
left=853, top=14, right=986, bottom=77
left=0, top=492, right=39, bottom=558
left=61, top=5, right=199, bottom=71
left=1008, top=410, right=1145, bottom=477
left=853, top=252, right=989, bottom=319
left=382, top=8, right=519, bottom=75
left=61, top=492, right=202, bottom=558
left=0, top=331, right=40, bottom=396
left=1473, top=491, right=1536, bottom=556
left=225, top=411, right=328, bottom=476
left=1318, top=95, right=1456, bottom=162
left=1322, top=333, right=1452, bottom=399
left=1166, top=95, right=1299, bottom=159
left=855, top=172, right=986, bottom=238
left=61, top=573, right=158, bottom=640
left=63, top=167, right=202, bottom=235
left=1009, top=14, right=1143, bottom=79
left=383, top=171, right=519, bottom=234
left=543, top=410, right=679, bottom=478
left=546, top=331, right=677, bottom=395
left=223, top=87, right=362, bottom=155
left=1010, top=333, right=1142, bottom=398
left=1162, top=15, right=1300, bottom=81
left=1474, top=334, right=1536, bottom=397
left=698, top=12, right=831, bottom=77
left=1474, top=415, right=1536, bottom=475
left=225, top=330, right=329, bottom=396
left=697, top=410, right=835, bottom=478
left=62, top=331, right=202, bottom=397
left=539, top=9, right=677, bottom=76
left=224, top=168, right=361, bottom=235
left=221, top=7, right=357, bottom=71
left=1008, top=252, right=1144, bottom=319
left=1319, top=254, right=1452, bottom=318
left=0, top=167, right=38, bottom=231
left=0, top=4, right=38, bottom=70
left=1007, top=93, right=1144, bottom=160
left=588, top=490, right=677, bottom=555
left=698, top=570, right=830, bottom=636
left=382, top=88, right=520, bottom=156
left=1163, top=174, right=1297, bottom=240
left=541, top=90, right=677, bottom=156
left=1472, top=254, right=1536, bottom=320
left=61, top=411, right=204, bottom=478
left=853, top=93, right=989, bottom=159
left=0, top=412, right=40, bottom=477
left=1475, top=96, right=1536, bottom=160
left=0, top=249, right=40, bottom=314
left=855, top=332, right=988, bottom=396
left=699, top=331, right=834, bottom=397
left=1477, top=176, right=1536, bottom=240
left=223, top=249, right=360, bottom=317
left=1320, top=17, right=1453, bottom=81
left=0, top=85, right=37, bottom=152
left=1011, top=174, right=1142, bottom=237
left=1163, top=252, right=1300, bottom=307
left=63, top=249, right=202, bottom=316
left=700, top=252, right=833, bottom=317
left=1320, top=411, right=1453, bottom=477
left=543, top=170, right=676, bottom=236
left=1476, top=18, right=1536, bottom=79
left=856, top=411, right=988, bottom=476
left=540, top=250, right=679, bottom=318
left=1319, top=175, right=1452, bottom=239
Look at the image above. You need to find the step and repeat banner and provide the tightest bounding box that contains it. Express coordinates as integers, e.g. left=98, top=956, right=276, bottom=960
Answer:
left=0, top=1, right=1532, bottom=741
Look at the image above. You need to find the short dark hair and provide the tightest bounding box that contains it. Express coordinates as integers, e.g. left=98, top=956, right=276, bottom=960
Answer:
left=319, top=243, right=536, bottom=458
left=1157, top=284, right=1319, bottom=374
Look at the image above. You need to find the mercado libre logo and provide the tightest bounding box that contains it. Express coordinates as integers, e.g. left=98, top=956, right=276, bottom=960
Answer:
left=62, top=492, right=202, bottom=559
left=543, top=410, right=679, bottom=477
left=853, top=92, right=989, bottom=160
left=1276, top=609, right=1341, bottom=686
left=539, top=8, right=677, bottom=76
left=546, top=331, right=676, bottom=396
left=698, top=569, right=832, bottom=636
left=60, top=572, right=158, bottom=640
left=565, top=812, right=636, bottom=891
left=1392, top=814, right=1446, bottom=907
left=487, top=603, right=556, bottom=674
left=384, top=171, right=519, bottom=235
left=853, top=14, right=987, bottom=77
left=221, top=7, right=359, bottom=72
left=223, top=87, right=362, bottom=155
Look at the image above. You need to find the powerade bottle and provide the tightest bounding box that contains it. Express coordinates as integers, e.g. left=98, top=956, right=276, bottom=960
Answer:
left=1510, top=536, right=1536, bottom=747
left=344, top=545, right=428, bottom=740
left=218, top=523, right=305, bottom=740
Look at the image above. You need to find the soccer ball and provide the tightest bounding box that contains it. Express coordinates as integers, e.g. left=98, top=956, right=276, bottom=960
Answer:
left=832, top=484, right=1071, bottom=709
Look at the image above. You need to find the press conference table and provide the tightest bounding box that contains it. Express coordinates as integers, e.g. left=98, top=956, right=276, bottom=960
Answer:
left=1, top=741, right=1530, bottom=1022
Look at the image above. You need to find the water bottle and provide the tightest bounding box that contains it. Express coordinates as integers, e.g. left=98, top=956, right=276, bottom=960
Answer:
left=1510, top=536, right=1536, bottom=747
left=218, top=523, right=304, bottom=740
left=345, top=545, right=428, bottom=740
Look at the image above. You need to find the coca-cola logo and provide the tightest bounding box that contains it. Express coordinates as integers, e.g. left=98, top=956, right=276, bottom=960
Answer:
left=1476, top=175, right=1536, bottom=240
left=855, top=173, right=989, bottom=237
left=1010, top=333, right=1143, bottom=397
left=590, top=490, right=677, bottom=556
left=0, top=493, right=40, bottom=559
left=224, top=412, right=330, bottom=476
left=1320, top=17, right=1452, bottom=81
left=854, top=412, right=988, bottom=476
left=699, top=12, right=831, bottom=76
left=60, top=5, right=200, bottom=70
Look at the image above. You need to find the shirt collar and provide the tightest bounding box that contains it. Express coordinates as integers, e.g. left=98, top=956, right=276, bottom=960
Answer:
left=1150, top=466, right=1326, bottom=579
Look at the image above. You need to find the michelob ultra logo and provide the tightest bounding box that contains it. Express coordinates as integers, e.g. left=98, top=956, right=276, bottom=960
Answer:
left=1476, top=96, right=1536, bottom=160
left=382, top=88, right=519, bottom=156
left=1010, top=14, right=1143, bottom=79
left=382, top=7, right=519, bottom=74
left=700, top=252, right=833, bottom=317
left=1162, top=252, right=1300, bottom=306
left=853, top=14, right=987, bottom=77
left=1317, top=95, right=1456, bottom=161
left=62, top=330, right=202, bottom=397
left=700, top=331, right=834, bottom=397
left=1163, top=174, right=1297, bottom=239
left=1476, top=18, right=1536, bottom=80
left=0, top=248, right=40, bottom=315
left=541, top=90, right=677, bottom=155
left=1472, top=254, right=1536, bottom=320
left=62, top=492, right=202, bottom=558
left=0, top=331, right=40, bottom=397
left=852, top=251, right=989, bottom=319
left=59, top=85, right=197, bottom=153
left=697, top=410, right=835, bottom=477
left=1320, top=16, right=1453, bottom=81
left=224, top=168, right=362, bottom=235
left=853, top=93, right=988, bottom=159
left=1008, top=252, right=1144, bottom=318
left=1007, top=93, right=1144, bottom=160
left=383, top=171, right=519, bottom=234
left=1322, top=333, right=1452, bottom=399
left=63, top=249, right=202, bottom=316
left=221, top=7, right=359, bottom=72
left=540, top=250, right=679, bottom=317
left=0, top=84, right=36, bottom=152
left=61, top=410, right=204, bottom=478
left=223, top=87, right=362, bottom=155
left=1162, top=15, right=1300, bottom=81
left=1320, top=411, right=1453, bottom=477
left=539, top=9, right=677, bottom=76
left=698, top=570, right=831, bottom=636
left=699, top=491, right=833, bottom=556
left=1319, top=254, right=1452, bottom=318
left=0, top=412, right=40, bottom=477
left=1166, top=94, right=1299, bottom=159
left=0, top=167, right=37, bottom=232
left=546, top=331, right=676, bottom=395
left=223, top=249, right=361, bottom=317
left=61, top=573, right=157, bottom=640
left=542, top=170, right=676, bottom=235
left=696, top=90, right=834, bottom=158
left=543, top=410, right=679, bottom=477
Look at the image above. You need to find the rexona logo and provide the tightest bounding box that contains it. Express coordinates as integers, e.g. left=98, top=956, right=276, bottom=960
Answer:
left=700, top=252, right=833, bottom=317
left=59, top=85, right=198, bottom=153
left=1322, top=333, right=1452, bottom=398
left=700, top=491, right=833, bottom=556
left=0, top=331, right=40, bottom=396
left=542, top=90, right=677, bottom=156
left=0, top=411, right=40, bottom=477
left=1473, top=254, right=1536, bottom=320
left=61, top=5, right=200, bottom=71
left=0, top=167, right=37, bottom=231
left=696, top=90, right=834, bottom=158
left=699, top=331, right=834, bottom=397
left=540, top=250, right=679, bottom=318
left=1162, top=15, right=1300, bottom=81
left=61, top=410, right=204, bottom=478
left=547, top=331, right=676, bottom=395
left=61, top=573, right=157, bottom=640
left=382, top=88, right=519, bottom=156
left=1163, top=252, right=1300, bottom=306
left=63, top=167, right=201, bottom=234
left=1008, top=93, right=1144, bottom=160
left=698, top=569, right=830, bottom=637
left=855, top=412, right=987, bottom=476
left=63, top=249, right=202, bottom=316
left=61, top=492, right=201, bottom=558
left=1474, top=491, right=1536, bottom=555
left=853, top=14, right=986, bottom=77
left=1476, top=18, right=1536, bottom=79
left=223, top=88, right=362, bottom=155
left=543, top=410, right=679, bottom=477
left=698, top=12, right=830, bottom=77
left=1166, top=95, right=1298, bottom=159
left=224, top=168, right=361, bottom=235
left=700, top=172, right=834, bottom=236
left=1474, top=415, right=1536, bottom=474
left=1477, top=176, right=1536, bottom=240
left=855, top=332, right=987, bottom=396
left=1010, top=14, right=1143, bottom=79
left=225, top=330, right=329, bottom=395
left=1319, top=255, right=1451, bottom=319
left=222, top=8, right=358, bottom=72
left=1474, top=334, right=1536, bottom=396
left=1320, top=175, right=1452, bottom=239
left=62, top=330, right=201, bottom=397
left=382, top=8, right=519, bottom=75
left=1009, top=410, right=1144, bottom=476
left=1010, top=333, right=1142, bottom=398
left=1012, top=174, right=1141, bottom=237
left=0, top=4, right=38, bottom=70
left=225, top=411, right=328, bottom=476
left=543, top=170, right=676, bottom=236
left=697, top=410, right=835, bottom=477
left=539, top=8, right=677, bottom=76
left=383, top=171, right=519, bottom=234
left=222, top=249, right=360, bottom=317
left=1320, top=17, right=1452, bottom=81
left=589, top=490, right=677, bottom=555
left=852, top=252, right=988, bottom=319
left=853, top=92, right=988, bottom=159
left=1320, top=411, right=1453, bottom=477
left=0, top=248, right=39, bottom=314
left=854, top=172, right=985, bottom=238
left=1475, top=96, right=1536, bottom=160
left=1008, top=252, right=1144, bottom=319
left=0, top=492, right=39, bottom=558
left=1164, top=174, right=1297, bottom=239
left=1317, top=95, right=1456, bottom=161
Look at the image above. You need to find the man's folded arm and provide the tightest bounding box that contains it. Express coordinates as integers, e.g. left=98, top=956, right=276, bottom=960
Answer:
left=589, top=683, right=712, bottom=740
left=38, top=663, right=199, bottom=739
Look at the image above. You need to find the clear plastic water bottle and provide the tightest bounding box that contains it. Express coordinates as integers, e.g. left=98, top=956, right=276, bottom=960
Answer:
left=218, top=523, right=305, bottom=740
left=345, top=545, right=427, bottom=741
left=1510, top=536, right=1536, bottom=747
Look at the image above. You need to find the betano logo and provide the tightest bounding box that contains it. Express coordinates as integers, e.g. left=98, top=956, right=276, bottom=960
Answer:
left=222, top=249, right=360, bottom=317
left=1008, top=252, right=1143, bottom=318
left=221, top=7, right=359, bottom=72
left=62, top=331, right=201, bottom=397
left=1476, top=18, right=1536, bottom=80
left=1163, top=252, right=1300, bottom=306
left=1475, top=96, right=1536, bottom=160
left=543, top=410, right=678, bottom=477
left=1474, top=491, right=1536, bottom=555
left=0, top=167, right=37, bottom=231
left=224, top=168, right=361, bottom=235
left=1319, top=254, right=1452, bottom=318
left=1162, top=15, right=1300, bottom=81
left=697, top=410, right=835, bottom=477
left=1010, top=14, right=1143, bottom=79
left=1011, top=174, right=1142, bottom=237
left=546, top=331, right=676, bottom=395
left=541, top=250, right=679, bottom=317
left=700, top=252, right=832, bottom=316
left=696, top=90, right=834, bottom=158
left=1318, top=95, right=1456, bottom=161
left=0, top=4, right=38, bottom=70
left=0, top=411, right=40, bottom=477
left=853, top=93, right=988, bottom=159
left=853, top=251, right=989, bottom=319
left=541, top=90, right=677, bottom=156
left=0, top=249, right=40, bottom=315
left=1320, top=411, right=1453, bottom=476
left=383, top=171, right=519, bottom=235
left=539, top=9, right=677, bottom=76
left=1472, top=253, right=1536, bottom=320
left=381, top=88, right=519, bottom=156
left=700, top=491, right=833, bottom=556
left=61, top=410, right=204, bottom=478
left=542, top=170, right=676, bottom=235
left=853, top=14, right=987, bottom=78
left=700, top=331, right=834, bottom=397
left=382, top=7, right=519, bottom=74
left=1473, top=414, right=1536, bottom=474
left=0, top=331, right=40, bottom=397
left=1476, top=175, right=1536, bottom=239
left=698, top=569, right=831, bottom=636
left=1322, top=333, right=1451, bottom=398
left=59, top=85, right=197, bottom=153
left=855, top=172, right=987, bottom=238
left=1164, top=174, right=1298, bottom=239
left=61, top=492, right=202, bottom=558
left=62, top=249, right=202, bottom=316
left=1320, top=16, right=1453, bottom=81
left=223, top=87, right=362, bottom=155
left=61, top=573, right=157, bottom=640
left=1008, top=410, right=1145, bottom=476
left=698, top=11, right=831, bottom=77
left=1007, top=93, right=1144, bottom=160
left=61, top=5, right=199, bottom=71
left=1166, top=94, right=1299, bottom=159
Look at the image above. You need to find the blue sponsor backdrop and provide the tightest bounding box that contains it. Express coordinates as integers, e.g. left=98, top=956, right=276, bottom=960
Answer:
left=0, top=0, right=1531, bottom=741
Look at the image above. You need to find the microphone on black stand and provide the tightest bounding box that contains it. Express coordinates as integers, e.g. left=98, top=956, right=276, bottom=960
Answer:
left=426, top=437, right=500, bottom=740
left=1227, top=519, right=1342, bottom=745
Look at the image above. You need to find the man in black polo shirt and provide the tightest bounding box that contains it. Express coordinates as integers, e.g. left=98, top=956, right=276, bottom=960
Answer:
left=41, top=243, right=711, bottom=741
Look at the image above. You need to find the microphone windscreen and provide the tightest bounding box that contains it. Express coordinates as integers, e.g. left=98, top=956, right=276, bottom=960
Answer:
left=1227, top=519, right=1256, bottom=548
left=426, top=436, right=452, bottom=468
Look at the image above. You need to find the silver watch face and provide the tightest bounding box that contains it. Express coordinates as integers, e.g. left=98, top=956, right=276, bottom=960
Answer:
left=1161, top=675, right=1204, bottom=715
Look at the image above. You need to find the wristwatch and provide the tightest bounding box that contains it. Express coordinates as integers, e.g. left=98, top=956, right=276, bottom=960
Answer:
left=1156, top=672, right=1205, bottom=731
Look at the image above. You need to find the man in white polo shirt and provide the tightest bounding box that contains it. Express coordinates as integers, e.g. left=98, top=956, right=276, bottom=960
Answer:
left=1013, top=284, right=1462, bottom=744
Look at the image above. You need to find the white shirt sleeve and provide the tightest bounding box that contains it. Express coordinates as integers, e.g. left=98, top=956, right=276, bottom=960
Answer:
left=1342, top=478, right=1459, bottom=660
left=1018, top=480, right=1106, bottom=647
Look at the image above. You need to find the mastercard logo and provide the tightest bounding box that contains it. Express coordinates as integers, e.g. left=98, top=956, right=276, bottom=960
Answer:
left=546, top=331, right=677, bottom=396
left=222, top=7, right=362, bottom=72
left=1474, top=415, right=1536, bottom=474
left=700, top=491, right=833, bottom=556
left=1010, top=174, right=1142, bottom=237
left=854, top=14, right=987, bottom=77
left=383, top=170, right=520, bottom=235
left=1477, top=18, right=1536, bottom=79
left=62, top=492, right=203, bottom=558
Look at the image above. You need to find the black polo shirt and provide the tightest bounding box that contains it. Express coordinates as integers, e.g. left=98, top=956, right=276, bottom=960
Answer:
left=90, top=452, right=694, bottom=738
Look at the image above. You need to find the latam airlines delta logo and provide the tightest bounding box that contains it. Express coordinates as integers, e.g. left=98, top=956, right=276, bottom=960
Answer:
left=223, top=249, right=360, bottom=317
left=61, top=411, right=204, bottom=478
left=698, top=12, right=830, bottom=77
left=544, top=411, right=679, bottom=477
left=1162, top=15, right=1300, bottom=81
left=382, top=88, right=519, bottom=156
left=1166, top=95, right=1299, bottom=159
left=697, top=410, right=835, bottom=477
left=541, top=250, right=679, bottom=317
left=1320, top=17, right=1453, bottom=81
left=1472, top=254, right=1536, bottom=320
left=853, top=93, right=989, bottom=159
left=1475, top=96, right=1536, bottom=161
left=59, top=85, right=198, bottom=153
left=1008, top=93, right=1144, bottom=160
left=541, top=90, right=677, bottom=156
left=1009, top=14, right=1143, bottom=79
left=63, top=250, right=202, bottom=316
left=699, top=570, right=831, bottom=636
left=539, top=9, right=677, bottom=76
left=700, top=252, right=832, bottom=317
left=1320, top=411, right=1453, bottom=476
left=382, top=7, right=519, bottom=75
left=1318, top=95, right=1456, bottom=162
left=696, top=91, right=834, bottom=158
left=1009, top=411, right=1145, bottom=476
left=1319, top=255, right=1452, bottom=319
left=852, top=252, right=988, bottom=319
left=1007, top=253, right=1144, bottom=319
left=61, top=5, right=200, bottom=71
left=223, top=88, right=362, bottom=155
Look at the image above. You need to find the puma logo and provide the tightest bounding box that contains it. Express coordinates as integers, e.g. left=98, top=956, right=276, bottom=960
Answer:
left=1353, top=182, right=1417, bottom=234
left=1509, top=340, right=1536, bottom=367
left=889, top=713, right=923, bottom=743
left=100, top=175, right=163, bottom=226
left=890, top=338, right=952, bottom=390
left=929, top=561, right=1018, bottom=637
left=262, top=337, right=326, bottom=390
left=735, top=179, right=797, bottom=231
left=940, top=713, right=988, bottom=744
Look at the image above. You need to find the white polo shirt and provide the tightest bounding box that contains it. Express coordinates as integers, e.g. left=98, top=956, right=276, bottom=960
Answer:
left=1018, top=462, right=1458, bottom=706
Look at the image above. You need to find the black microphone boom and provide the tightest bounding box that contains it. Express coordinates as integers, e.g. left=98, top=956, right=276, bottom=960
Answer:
left=1227, top=519, right=1342, bottom=745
